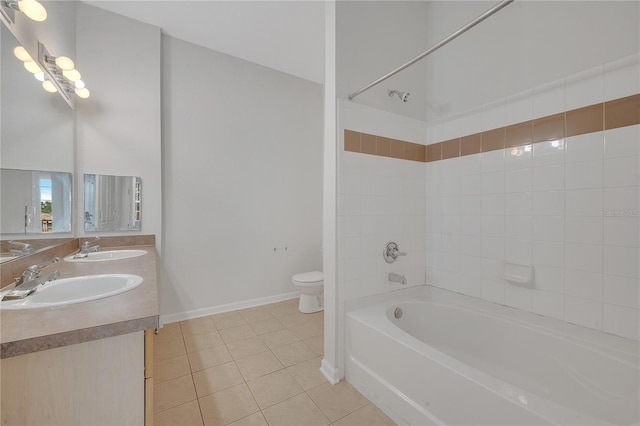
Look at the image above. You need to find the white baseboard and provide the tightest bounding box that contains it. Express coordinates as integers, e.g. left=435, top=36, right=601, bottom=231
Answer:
left=320, top=358, right=341, bottom=385
left=159, top=291, right=299, bottom=325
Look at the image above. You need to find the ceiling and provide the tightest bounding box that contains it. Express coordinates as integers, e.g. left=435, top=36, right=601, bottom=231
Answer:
left=84, top=1, right=326, bottom=84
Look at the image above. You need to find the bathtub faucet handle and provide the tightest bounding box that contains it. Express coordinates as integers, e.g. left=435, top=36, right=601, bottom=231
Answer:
left=383, top=242, right=407, bottom=263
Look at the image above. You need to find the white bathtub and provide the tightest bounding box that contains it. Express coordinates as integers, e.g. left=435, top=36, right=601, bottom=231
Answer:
left=345, top=286, right=639, bottom=425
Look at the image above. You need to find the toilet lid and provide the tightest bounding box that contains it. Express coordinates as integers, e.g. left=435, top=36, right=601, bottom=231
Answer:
left=293, top=271, right=324, bottom=283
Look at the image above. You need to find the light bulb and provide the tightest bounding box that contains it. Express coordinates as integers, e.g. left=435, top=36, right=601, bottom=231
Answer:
left=13, top=46, right=32, bottom=62
left=62, top=68, right=81, bottom=81
left=75, top=80, right=85, bottom=89
left=18, top=0, right=47, bottom=21
left=75, top=87, right=90, bottom=99
left=34, top=72, right=45, bottom=82
left=24, top=61, right=42, bottom=74
left=54, top=56, right=74, bottom=71
left=42, top=80, right=57, bottom=93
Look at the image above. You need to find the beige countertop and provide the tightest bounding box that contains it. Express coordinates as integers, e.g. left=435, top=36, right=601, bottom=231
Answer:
left=0, top=244, right=159, bottom=358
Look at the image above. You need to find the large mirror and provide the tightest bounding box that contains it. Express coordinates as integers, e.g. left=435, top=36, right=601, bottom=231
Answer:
left=1, top=21, right=75, bottom=260
left=1, top=169, right=72, bottom=233
left=84, top=174, right=141, bottom=232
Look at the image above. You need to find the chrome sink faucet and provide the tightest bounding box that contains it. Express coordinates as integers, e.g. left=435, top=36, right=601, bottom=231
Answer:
left=8, top=240, right=34, bottom=256
left=2, top=257, right=61, bottom=301
left=74, top=237, right=100, bottom=258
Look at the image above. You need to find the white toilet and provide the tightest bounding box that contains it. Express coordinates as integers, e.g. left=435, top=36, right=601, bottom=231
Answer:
left=292, top=271, right=324, bottom=313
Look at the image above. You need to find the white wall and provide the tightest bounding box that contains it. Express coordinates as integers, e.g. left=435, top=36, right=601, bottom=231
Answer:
left=75, top=3, right=162, bottom=242
left=161, top=35, right=323, bottom=322
left=424, top=1, right=640, bottom=121
left=337, top=1, right=429, bottom=120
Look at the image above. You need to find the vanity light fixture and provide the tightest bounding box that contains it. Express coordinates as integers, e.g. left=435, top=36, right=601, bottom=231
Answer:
left=13, top=45, right=32, bottom=62
left=1, top=0, right=47, bottom=23
left=23, top=60, right=41, bottom=74
left=38, top=41, right=90, bottom=103
left=42, top=80, right=57, bottom=93
left=11, top=41, right=90, bottom=104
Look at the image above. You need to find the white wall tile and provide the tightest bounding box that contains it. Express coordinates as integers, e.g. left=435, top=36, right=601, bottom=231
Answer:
left=533, top=216, right=564, bottom=242
left=481, top=194, right=505, bottom=216
left=604, top=246, right=639, bottom=278
left=565, top=269, right=603, bottom=301
left=533, top=241, right=564, bottom=268
left=565, top=217, right=603, bottom=245
left=505, top=285, right=534, bottom=311
left=533, top=191, right=565, bottom=216
left=482, top=171, right=506, bottom=194
left=460, top=173, right=482, bottom=195
left=339, top=236, right=361, bottom=260
left=481, top=236, right=505, bottom=259
left=565, top=132, right=604, bottom=163
left=604, top=187, right=639, bottom=216
left=565, top=189, right=603, bottom=217
left=460, top=234, right=481, bottom=255
left=604, top=53, right=640, bottom=101
left=481, top=278, right=505, bottom=305
left=603, top=304, right=639, bottom=340
left=504, top=239, right=532, bottom=264
left=565, top=65, right=604, bottom=110
left=604, top=274, right=639, bottom=309
left=604, top=125, right=640, bottom=159
left=603, top=156, right=640, bottom=187
left=481, top=216, right=505, bottom=238
left=604, top=217, right=640, bottom=247
left=506, top=216, right=533, bottom=240
left=535, top=265, right=565, bottom=293
left=565, top=161, right=603, bottom=190
left=533, top=290, right=564, bottom=320
left=458, top=154, right=483, bottom=175
left=565, top=296, right=603, bottom=330
left=505, top=145, right=533, bottom=170
left=505, top=168, right=533, bottom=193
left=505, top=192, right=533, bottom=216
left=460, top=195, right=482, bottom=217
left=459, top=277, right=482, bottom=298
left=533, top=140, right=565, bottom=167
left=565, top=243, right=603, bottom=274
left=338, top=194, right=360, bottom=216
left=534, top=164, right=564, bottom=192
left=481, top=150, right=505, bottom=173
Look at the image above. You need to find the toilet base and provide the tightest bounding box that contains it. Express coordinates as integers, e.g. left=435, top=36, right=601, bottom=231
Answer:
left=298, top=293, right=324, bottom=314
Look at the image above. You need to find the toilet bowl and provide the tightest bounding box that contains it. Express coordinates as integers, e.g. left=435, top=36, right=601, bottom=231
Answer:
left=292, top=271, right=324, bottom=313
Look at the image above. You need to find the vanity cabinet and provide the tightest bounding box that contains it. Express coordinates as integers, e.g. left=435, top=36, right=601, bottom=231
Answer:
left=1, top=332, right=146, bottom=425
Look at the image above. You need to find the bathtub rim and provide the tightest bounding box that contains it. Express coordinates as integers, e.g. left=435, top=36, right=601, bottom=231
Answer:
left=345, top=285, right=639, bottom=360
left=345, top=286, right=639, bottom=425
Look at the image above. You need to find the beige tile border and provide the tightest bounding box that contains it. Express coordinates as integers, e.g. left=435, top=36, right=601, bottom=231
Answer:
left=344, top=93, right=640, bottom=163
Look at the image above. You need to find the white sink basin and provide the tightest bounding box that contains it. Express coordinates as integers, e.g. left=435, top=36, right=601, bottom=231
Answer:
left=0, top=274, right=144, bottom=310
left=64, top=249, right=147, bottom=262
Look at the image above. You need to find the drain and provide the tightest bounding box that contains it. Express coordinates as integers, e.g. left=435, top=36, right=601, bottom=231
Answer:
left=394, top=307, right=403, bottom=319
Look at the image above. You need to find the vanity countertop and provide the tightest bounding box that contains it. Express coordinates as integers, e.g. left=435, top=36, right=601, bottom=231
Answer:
left=0, top=245, right=159, bottom=359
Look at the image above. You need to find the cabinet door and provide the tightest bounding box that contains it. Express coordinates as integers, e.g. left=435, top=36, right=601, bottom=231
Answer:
left=1, top=332, right=144, bottom=425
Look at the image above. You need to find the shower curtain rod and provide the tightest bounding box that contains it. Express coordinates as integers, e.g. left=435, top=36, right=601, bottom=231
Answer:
left=348, top=0, right=514, bottom=101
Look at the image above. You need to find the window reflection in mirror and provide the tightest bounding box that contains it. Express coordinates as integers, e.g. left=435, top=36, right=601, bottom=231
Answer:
left=84, top=174, right=142, bottom=232
left=0, top=169, right=72, bottom=234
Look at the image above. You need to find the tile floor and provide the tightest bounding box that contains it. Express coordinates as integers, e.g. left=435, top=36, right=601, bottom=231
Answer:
left=153, top=298, right=396, bottom=426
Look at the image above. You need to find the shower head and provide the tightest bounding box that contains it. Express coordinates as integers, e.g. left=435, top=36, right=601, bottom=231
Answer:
left=389, top=89, right=410, bottom=103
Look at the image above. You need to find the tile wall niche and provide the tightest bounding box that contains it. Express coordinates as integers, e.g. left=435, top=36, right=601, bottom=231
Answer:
left=425, top=53, right=640, bottom=340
